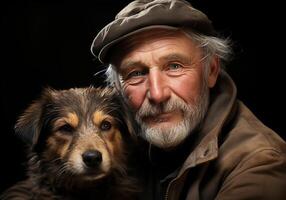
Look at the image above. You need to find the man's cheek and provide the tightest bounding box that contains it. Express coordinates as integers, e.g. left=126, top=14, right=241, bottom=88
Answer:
left=124, top=88, right=144, bottom=110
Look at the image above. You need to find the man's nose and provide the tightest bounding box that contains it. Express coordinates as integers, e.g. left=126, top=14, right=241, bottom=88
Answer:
left=147, top=67, right=171, bottom=104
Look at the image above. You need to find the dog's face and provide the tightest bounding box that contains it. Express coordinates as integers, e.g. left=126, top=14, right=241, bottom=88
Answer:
left=15, top=87, right=137, bottom=186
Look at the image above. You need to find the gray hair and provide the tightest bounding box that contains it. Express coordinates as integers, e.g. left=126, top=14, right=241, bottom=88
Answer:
left=105, top=29, right=232, bottom=88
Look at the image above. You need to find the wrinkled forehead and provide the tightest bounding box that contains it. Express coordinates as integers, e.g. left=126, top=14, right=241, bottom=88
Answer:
left=109, top=28, right=195, bottom=66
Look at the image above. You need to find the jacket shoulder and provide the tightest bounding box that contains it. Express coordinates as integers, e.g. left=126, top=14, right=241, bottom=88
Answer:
left=213, top=101, right=286, bottom=199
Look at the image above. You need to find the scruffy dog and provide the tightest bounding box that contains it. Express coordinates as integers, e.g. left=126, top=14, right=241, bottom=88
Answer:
left=1, top=87, right=140, bottom=200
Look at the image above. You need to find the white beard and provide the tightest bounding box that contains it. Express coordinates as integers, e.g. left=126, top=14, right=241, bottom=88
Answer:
left=135, top=83, right=209, bottom=149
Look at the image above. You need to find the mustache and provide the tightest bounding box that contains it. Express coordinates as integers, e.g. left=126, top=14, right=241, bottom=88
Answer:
left=136, top=95, right=190, bottom=118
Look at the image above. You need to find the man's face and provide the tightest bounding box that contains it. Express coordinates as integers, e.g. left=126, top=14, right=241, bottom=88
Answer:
left=113, top=29, right=218, bottom=149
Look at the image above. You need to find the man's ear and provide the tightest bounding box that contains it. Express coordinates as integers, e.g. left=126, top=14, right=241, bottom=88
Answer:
left=207, top=56, right=220, bottom=88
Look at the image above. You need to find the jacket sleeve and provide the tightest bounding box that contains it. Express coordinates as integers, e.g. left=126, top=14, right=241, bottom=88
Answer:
left=215, top=148, right=286, bottom=200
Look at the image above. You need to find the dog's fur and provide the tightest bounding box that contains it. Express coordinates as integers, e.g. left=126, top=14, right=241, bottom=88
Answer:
left=1, top=87, right=140, bottom=200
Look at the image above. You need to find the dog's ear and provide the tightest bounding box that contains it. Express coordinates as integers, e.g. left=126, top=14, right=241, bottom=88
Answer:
left=14, top=88, right=54, bottom=146
left=14, top=99, right=44, bottom=146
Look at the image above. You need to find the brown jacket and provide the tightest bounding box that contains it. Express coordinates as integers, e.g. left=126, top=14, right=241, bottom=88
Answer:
left=140, top=71, right=286, bottom=200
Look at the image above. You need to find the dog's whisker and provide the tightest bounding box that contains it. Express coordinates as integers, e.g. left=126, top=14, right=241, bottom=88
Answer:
left=49, top=157, right=63, bottom=164
left=57, top=165, right=68, bottom=177
left=54, top=165, right=77, bottom=187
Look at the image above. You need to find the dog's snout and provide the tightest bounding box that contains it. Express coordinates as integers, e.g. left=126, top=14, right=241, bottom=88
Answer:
left=82, top=150, right=102, bottom=168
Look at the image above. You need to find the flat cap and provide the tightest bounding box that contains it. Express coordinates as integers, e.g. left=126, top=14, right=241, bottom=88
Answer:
left=91, top=0, right=215, bottom=63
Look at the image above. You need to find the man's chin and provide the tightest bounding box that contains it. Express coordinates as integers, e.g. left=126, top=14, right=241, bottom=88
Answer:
left=145, top=121, right=178, bottom=129
left=145, top=133, right=185, bottom=149
left=141, top=122, right=191, bottom=149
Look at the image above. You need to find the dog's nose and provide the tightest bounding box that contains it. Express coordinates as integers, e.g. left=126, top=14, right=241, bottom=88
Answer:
left=82, top=150, right=102, bottom=168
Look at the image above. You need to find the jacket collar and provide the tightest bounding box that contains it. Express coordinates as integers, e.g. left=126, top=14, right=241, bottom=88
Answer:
left=179, top=71, right=237, bottom=174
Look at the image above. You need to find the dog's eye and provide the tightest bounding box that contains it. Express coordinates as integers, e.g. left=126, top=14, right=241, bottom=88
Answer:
left=100, top=120, right=112, bottom=131
left=58, top=124, right=74, bottom=133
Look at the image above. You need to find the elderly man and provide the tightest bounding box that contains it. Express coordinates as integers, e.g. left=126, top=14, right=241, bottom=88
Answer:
left=91, top=0, right=286, bottom=199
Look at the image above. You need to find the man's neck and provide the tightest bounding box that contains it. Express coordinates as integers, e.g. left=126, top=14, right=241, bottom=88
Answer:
left=148, top=132, right=198, bottom=178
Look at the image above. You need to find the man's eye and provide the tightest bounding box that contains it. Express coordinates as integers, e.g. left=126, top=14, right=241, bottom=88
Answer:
left=122, top=69, right=147, bottom=85
left=165, top=63, right=186, bottom=77
left=126, top=70, right=147, bottom=79
left=128, top=71, right=143, bottom=77
left=168, top=63, right=182, bottom=70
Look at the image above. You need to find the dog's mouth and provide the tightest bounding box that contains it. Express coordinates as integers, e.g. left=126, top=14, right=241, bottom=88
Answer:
left=82, top=168, right=108, bottom=181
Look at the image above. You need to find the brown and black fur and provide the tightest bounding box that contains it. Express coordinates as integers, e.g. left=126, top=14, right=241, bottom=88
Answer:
left=1, top=87, right=141, bottom=200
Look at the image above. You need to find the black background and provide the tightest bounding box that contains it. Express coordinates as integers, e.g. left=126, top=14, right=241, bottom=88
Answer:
left=1, top=0, right=285, bottom=193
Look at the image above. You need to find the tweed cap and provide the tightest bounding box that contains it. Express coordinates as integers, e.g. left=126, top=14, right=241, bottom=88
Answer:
left=91, top=0, right=215, bottom=63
